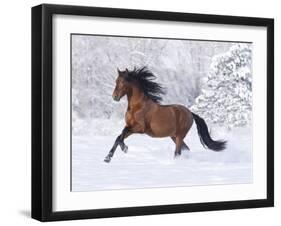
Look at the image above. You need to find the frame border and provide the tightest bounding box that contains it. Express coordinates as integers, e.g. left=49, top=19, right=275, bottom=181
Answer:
left=31, top=4, right=274, bottom=221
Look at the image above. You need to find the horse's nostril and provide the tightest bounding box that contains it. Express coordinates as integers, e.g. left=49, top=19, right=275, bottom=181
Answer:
left=113, top=95, right=120, bottom=101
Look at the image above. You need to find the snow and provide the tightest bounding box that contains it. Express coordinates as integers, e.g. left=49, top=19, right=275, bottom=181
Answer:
left=72, top=120, right=252, bottom=191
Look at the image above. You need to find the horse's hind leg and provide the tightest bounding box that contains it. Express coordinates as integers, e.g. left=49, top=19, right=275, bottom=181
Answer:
left=174, top=136, right=184, bottom=157
left=182, top=143, right=190, bottom=150
left=171, top=137, right=190, bottom=151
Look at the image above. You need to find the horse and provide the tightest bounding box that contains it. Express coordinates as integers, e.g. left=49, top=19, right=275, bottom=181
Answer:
left=104, top=67, right=226, bottom=163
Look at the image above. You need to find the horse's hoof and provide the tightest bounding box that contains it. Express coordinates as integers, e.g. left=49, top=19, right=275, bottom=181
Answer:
left=122, top=145, right=128, bottom=153
left=104, top=156, right=111, bottom=163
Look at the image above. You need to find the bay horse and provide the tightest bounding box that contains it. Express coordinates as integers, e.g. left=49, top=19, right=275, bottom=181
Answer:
left=104, top=67, right=226, bottom=163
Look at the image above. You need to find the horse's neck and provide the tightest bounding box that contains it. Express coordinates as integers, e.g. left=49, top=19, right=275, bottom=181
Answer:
left=127, top=86, right=146, bottom=110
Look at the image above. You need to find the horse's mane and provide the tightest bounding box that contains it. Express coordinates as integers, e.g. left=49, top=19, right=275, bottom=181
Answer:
left=125, top=67, right=166, bottom=103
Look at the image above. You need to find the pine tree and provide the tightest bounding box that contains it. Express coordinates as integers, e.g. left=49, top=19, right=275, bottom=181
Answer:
left=191, top=44, right=252, bottom=128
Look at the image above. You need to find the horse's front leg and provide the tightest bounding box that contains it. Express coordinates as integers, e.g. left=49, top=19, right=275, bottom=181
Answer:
left=119, top=138, right=128, bottom=153
left=119, top=122, right=144, bottom=153
left=104, top=135, right=121, bottom=163
left=104, top=127, right=131, bottom=163
left=118, top=127, right=132, bottom=153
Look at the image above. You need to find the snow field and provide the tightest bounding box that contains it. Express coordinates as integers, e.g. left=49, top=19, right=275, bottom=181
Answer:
left=72, top=121, right=252, bottom=191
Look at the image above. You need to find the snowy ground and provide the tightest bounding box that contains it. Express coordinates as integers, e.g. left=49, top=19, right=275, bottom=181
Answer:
left=72, top=121, right=252, bottom=192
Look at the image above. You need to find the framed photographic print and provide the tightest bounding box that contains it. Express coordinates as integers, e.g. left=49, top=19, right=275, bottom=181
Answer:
left=31, top=4, right=274, bottom=221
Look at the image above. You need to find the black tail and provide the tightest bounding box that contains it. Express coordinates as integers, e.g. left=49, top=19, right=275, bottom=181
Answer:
left=192, top=113, right=226, bottom=151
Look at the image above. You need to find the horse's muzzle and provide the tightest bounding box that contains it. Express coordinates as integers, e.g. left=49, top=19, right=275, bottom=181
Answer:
left=113, top=95, right=120, bottom=101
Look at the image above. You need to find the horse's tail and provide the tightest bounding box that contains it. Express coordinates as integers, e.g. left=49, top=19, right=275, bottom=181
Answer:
left=192, top=112, right=226, bottom=151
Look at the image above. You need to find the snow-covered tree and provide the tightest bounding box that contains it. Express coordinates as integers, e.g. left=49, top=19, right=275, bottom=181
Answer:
left=191, top=44, right=252, bottom=128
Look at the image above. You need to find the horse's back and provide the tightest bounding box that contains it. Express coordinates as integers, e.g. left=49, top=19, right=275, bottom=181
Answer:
left=160, top=104, right=191, bottom=117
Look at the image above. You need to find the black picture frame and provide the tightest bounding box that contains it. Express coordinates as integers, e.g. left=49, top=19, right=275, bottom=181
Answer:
left=31, top=3, right=274, bottom=222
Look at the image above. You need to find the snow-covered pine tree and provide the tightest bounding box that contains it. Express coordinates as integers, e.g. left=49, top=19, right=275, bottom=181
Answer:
left=191, top=43, right=252, bottom=128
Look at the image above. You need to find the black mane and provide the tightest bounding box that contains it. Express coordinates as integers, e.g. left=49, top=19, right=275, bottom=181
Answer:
left=125, top=67, right=166, bottom=103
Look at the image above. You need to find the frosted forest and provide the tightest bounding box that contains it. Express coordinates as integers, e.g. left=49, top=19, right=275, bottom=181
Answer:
left=71, top=35, right=253, bottom=192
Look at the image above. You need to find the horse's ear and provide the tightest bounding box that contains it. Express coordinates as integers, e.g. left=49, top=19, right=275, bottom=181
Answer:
left=124, top=68, right=129, bottom=78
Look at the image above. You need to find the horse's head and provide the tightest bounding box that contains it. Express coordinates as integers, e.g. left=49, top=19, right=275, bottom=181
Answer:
left=112, top=68, right=131, bottom=101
